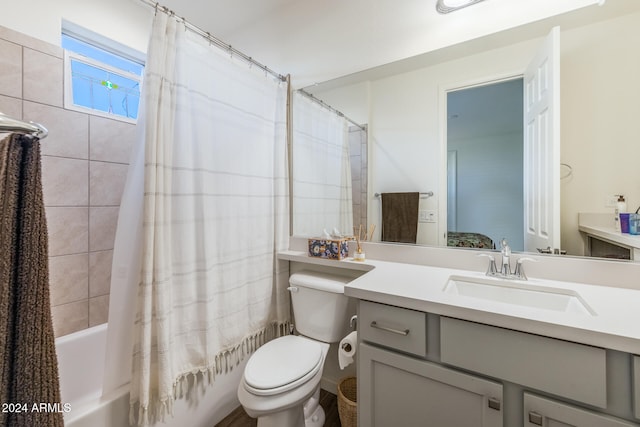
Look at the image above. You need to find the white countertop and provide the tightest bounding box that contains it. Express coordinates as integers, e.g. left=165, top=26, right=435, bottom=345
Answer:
left=279, top=250, right=640, bottom=355
left=579, top=223, right=640, bottom=249
left=579, top=212, right=640, bottom=251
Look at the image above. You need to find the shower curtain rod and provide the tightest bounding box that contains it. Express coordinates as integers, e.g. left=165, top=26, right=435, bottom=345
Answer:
left=296, top=89, right=366, bottom=131
left=0, top=112, right=48, bottom=139
left=138, top=0, right=286, bottom=83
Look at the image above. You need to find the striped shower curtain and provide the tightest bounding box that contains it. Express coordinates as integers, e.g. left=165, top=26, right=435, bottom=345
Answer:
left=292, top=92, right=353, bottom=237
left=104, top=12, right=290, bottom=425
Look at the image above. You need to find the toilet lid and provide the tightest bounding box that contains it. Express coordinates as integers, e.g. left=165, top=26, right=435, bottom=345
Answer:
left=244, top=335, right=323, bottom=396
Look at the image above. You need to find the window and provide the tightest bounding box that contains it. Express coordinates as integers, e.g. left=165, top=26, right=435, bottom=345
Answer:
left=62, top=22, right=145, bottom=122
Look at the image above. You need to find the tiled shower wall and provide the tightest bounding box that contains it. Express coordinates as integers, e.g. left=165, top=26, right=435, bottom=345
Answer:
left=349, top=126, right=368, bottom=233
left=0, top=25, right=135, bottom=337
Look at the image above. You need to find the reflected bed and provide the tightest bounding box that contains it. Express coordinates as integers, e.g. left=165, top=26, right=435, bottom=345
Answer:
left=447, top=232, right=495, bottom=249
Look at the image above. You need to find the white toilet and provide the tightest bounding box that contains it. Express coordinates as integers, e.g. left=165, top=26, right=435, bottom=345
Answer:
left=237, top=270, right=352, bottom=427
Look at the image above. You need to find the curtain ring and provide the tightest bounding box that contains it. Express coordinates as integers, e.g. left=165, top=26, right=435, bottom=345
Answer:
left=154, top=2, right=158, bottom=16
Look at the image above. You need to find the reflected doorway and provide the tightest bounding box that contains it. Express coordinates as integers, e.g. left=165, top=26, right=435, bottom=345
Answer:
left=446, top=78, right=524, bottom=251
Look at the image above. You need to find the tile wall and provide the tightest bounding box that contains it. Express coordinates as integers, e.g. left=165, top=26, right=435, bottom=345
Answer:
left=350, top=126, right=368, bottom=233
left=0, top=25, right=135, bottom=337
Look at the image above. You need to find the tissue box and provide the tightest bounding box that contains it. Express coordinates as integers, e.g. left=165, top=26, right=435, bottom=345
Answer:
left=308, top=238, right=349, bottom=260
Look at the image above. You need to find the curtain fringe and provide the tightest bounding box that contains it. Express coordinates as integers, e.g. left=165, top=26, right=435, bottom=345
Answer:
left=131, top=320, right=291, bottom=425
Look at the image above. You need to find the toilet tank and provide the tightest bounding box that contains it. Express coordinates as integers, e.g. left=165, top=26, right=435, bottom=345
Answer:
left=288, top=271, right=352, bottom=343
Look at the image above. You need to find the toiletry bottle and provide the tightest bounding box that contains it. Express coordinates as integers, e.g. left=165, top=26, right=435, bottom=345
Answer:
left=615, top=195, right=627, bottom=231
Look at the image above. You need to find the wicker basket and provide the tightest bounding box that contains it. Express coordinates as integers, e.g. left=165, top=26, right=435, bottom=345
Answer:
left=337, top=376, right=357, bottom=427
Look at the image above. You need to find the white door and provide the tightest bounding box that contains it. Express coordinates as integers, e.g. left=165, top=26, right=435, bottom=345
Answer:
left=523, top=27, right=561, bottom=253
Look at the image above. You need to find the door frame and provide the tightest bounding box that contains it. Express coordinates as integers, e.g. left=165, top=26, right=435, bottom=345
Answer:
left=437, top=71, right=524, bottom=247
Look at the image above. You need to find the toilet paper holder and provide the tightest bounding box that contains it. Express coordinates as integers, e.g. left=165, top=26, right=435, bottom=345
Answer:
left=349, top=315, right=357, bottom=330
left=341, top=316, right=358, bottom=352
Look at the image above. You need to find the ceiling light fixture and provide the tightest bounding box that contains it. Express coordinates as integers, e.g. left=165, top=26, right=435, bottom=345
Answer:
left=436, top=0, right=487, bottom=14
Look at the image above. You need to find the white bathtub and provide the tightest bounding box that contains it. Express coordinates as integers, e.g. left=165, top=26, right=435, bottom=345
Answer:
left=56, top=324, right=129, bottom=427
left=55, top=323, right=246, bottom=427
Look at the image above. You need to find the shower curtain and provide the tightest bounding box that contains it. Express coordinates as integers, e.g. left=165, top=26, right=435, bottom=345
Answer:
left=103, top=12, right=290, bottom=425
left=292, top=92, right=353, bottom=237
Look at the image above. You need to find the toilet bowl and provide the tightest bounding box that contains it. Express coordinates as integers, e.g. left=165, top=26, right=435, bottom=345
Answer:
left=237, top=271, right=353, bottom=427
left=237, top=335, right=329, bottom=427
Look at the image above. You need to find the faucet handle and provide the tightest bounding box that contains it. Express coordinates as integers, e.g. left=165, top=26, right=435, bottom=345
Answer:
left=513, top=257, right=537, bottom=280
left=478, top=253, right=498, bottom=277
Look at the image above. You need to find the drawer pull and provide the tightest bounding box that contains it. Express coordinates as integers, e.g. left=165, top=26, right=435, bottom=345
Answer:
left=528, top=411, right=543, bottom=426
left=370, top=321, right=410, bottom=336
left=487, top=397, right=501, bottom=411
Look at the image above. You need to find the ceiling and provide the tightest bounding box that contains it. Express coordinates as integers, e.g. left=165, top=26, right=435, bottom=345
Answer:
left=155, top=0, right=604, bottom=88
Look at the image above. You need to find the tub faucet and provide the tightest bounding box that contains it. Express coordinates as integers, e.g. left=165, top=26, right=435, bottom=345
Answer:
left=500, top=238, right=511, bottom=276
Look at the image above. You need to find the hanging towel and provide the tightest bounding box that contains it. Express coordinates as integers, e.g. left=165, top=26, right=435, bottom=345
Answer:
left=0, top=134, right=63, bottom=427
left=381, top=192, right=420, bottom=243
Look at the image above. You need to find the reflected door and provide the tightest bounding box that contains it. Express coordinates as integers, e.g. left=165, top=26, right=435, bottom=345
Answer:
left=523, top=27, right=561, bottom=253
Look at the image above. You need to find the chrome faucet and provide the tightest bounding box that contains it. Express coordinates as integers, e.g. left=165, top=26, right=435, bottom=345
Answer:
left=499, top=238, right=511, bottom=276
left=478, top=238, right=537, bottom=281
left=478, top=253, right=498, bottom=277
left=512, top=257, right=536, bottom=280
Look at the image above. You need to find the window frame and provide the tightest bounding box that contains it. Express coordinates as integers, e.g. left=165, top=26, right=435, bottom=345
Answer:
left=61, top=20, right=145, bottom=123
left=63, top=50, right=143, bottom=124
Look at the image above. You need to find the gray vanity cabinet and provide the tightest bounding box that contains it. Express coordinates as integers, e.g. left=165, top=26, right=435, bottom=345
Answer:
left=359, top=343, right=503, bottom=426
left=358, top=300, right=640, bottom=427
left=635, top=357, right=640, bottom=420
left=524, top=394, right=638, bottom=427
left=358, top=300, right=503, bottom=427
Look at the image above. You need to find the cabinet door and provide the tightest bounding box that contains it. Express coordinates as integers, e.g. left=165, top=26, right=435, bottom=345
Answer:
left=524, top=393, right=640, bottom=427
left=359, top=343, right=502, bottom=427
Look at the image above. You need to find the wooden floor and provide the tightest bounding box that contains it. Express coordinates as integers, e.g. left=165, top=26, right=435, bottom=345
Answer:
left=215, top=389, right=341, bottom=427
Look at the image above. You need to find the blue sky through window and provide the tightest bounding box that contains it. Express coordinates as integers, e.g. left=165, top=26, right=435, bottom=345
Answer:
left=63, top=34, right=143, bottom=120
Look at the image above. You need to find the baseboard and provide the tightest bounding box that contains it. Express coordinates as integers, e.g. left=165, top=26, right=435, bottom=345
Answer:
left=320, top=377, right=338, bottom=395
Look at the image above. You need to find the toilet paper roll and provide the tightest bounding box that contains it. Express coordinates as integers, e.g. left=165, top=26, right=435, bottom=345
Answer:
left=338, top=331, right=358, bottom=370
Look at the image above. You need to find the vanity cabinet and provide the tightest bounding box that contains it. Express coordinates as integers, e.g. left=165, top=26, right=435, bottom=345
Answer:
left=358, top=301, right=502, bottom=426
left=359, top=343, right=503, bottom=426
left=524, top=393, right=638, bottom=427
left=358, top=300, right=640, bottom=427
left=634, top=356, right=640, bottom=420
left=440, top=316, right=607, bottom=408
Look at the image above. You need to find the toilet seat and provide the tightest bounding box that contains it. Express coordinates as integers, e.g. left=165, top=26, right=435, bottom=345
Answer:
left=243, top=336, right=323, bottom=396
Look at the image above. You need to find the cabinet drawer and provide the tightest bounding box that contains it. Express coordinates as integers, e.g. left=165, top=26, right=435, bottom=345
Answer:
left=524, top=393, right=637, bottom=427
left=440, top=317, right=607, bottom=408
left=359, top=300, right=427, bottom=357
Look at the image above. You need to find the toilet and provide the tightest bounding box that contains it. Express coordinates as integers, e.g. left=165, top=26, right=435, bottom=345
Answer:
left=237, top=270, right=352, bottom=427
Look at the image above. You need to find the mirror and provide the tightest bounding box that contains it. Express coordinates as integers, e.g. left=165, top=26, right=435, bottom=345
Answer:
left=294, top=2, right=640, bottom=259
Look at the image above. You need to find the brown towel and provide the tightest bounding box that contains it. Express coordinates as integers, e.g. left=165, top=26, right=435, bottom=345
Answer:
left=381, top=192, right=420, bottom=243
left=0, top=134, right=63, bottom=427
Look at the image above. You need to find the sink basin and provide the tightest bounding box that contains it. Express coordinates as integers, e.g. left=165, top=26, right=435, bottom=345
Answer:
left=443, top=275, right=596, bottom=316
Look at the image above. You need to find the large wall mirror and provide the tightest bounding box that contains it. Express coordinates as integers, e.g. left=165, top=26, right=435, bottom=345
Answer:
left=293, top=1, right=640, bottom=260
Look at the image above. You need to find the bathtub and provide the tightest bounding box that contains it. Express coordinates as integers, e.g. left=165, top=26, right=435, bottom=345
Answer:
left=55, top=323, right=247, bottom=427
left=56, top=324, right=129, bottom=427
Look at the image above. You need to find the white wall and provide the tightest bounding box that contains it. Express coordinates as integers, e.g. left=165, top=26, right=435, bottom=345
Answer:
left=0, top=0, right=151, bottom=53
left=313, top=10, right=640, bottom=255
left=449, top=131, right=524, bottom=250
left=560, top=11, right=640, bottom=255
